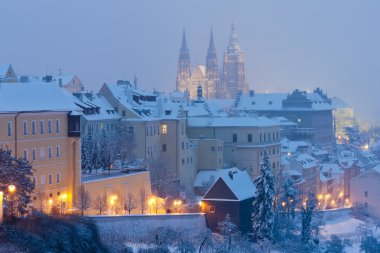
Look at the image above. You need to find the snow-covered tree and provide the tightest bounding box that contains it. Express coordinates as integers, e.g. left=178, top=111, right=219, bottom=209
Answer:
left=324, top=235, right=351, bottom=253
left=0, top=148, right=35, bottom=217
left=81, top=130, right=94, bottom=174
left=76, top=184, right=91, bottom=215
left=252, top=151, right=275, bottom=242
left=301, top=194, right=317, bottom=244
left=360, top=235, right=380, bottom=253
left=217, top=214, right=240, bottom=251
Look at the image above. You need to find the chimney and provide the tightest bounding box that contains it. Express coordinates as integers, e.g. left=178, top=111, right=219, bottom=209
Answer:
left=59, top=78, right=63, bottom=87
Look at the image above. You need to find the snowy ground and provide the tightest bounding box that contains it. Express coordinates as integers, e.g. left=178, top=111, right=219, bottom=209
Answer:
left=320, top=209, right=380, bottom=253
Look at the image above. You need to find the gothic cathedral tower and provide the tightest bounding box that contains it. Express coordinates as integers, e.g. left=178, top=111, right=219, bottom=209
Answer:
left=205, top=28, right=219, bottom=99
left=176, top=29, right=191, bottom=93
left=221, top=23, right=248, bottom=98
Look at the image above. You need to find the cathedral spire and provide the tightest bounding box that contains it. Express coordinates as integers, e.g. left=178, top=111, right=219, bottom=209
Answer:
left=176, top=27, right=191, bottom=92
left=209, top=27, right=215, bottom=50
left=181, top=28, right=188, bottom=50
left=229, top=22, right=239, bottom=50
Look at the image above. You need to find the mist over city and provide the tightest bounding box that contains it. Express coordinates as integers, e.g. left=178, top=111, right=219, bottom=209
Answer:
left=1, top=1, right=380, bottom=252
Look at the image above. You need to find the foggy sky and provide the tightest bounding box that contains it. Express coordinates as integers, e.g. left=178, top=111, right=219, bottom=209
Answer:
left=1, top=0, right=379, bottom=124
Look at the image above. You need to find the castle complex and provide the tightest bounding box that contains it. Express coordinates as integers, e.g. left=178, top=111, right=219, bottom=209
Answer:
left=176, top=24, right=248, bottom=99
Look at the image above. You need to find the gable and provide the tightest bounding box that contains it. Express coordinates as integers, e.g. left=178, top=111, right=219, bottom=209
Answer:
left=203, top=177, right=238, bottom=200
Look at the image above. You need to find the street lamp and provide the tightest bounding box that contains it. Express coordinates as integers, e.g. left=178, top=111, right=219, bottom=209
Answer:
left=0, top=184, right=17, bottom=223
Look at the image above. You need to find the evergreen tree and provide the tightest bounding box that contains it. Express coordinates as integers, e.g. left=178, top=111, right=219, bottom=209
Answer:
left=360, top=235, right=380, bottom=253
left=0, top=148, right=35, bottom=217
left=81, top=130, right=94, bottom=174
left=252, top=151, right=275, bottom=242
left=301, top=194, right=317, bottom=244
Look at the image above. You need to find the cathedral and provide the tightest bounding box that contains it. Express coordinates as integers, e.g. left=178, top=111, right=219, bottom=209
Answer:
left=176, top=24, right=248, bottom=99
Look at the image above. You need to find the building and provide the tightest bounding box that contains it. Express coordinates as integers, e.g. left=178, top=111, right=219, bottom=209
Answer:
left=0, top=64, right=17, bottom=83
left=187, top=116, right=281, bottom=179
left=176, top=25, right=246, bottom=99
left=331, top=97, right=355, bottom=141
left=233, top=88, right=334, bottom=152
left=350, top=164, right=380, bottom=218
left=99, top=82, right=198, bottom=192
left=200, top=168, right=255, bottom=233
left=287, top=153, right=320, bottom=198
left=221, top=23, right=248, bottom=98
left=82, top=170, right=152, bottom=215
left=0, top=82, right=81, bottom=211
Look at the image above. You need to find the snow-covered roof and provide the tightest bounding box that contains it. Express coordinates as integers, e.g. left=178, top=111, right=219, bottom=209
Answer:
left=200, top=168, right=256, bottom=201
left=331, top=97, right=349, bottom=109
left=0, top=82, right=80, bottom=112
left=281, top=138, right=309, bottom=153
left=296, top=153, right=318, bottom=169
left=0, top=64, right=11, bottom=78
left=234, top=92, right=332, bottom=111
left=74, top=93, right=120, bottom=121
left=271, top=116, right=297, bottom=126
left=188, top=116, right=279, bottom=128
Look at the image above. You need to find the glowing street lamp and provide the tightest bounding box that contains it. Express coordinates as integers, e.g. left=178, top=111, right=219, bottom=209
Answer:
left=0, top=191, right=3, bottom=223
left=60, top=194, right=68, bottom=214
left=8, top=185, right=16, bottom=193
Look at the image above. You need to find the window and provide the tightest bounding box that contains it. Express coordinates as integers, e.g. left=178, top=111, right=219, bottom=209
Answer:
left=182, top=142, right=184, bottom=150
left=32, top=120, right=36, bottom=135
left=56, top=173, right=60, bottom=183
left=122, top=111, right=126, bottom=117
left=161, top=124, right=168, bottom=135
left=209, top=206, right=215, bottom=213
left=273, top=162, right=276, bottom=169
left=128, top=126, right=134, bottom=135
left=365, top=202, right=368, bottom=208
left=248, top=134, right=252, bottom=142
left=268, top=133, right=271, bottom=141
left=260, top=133, right=262, bottom=142
left=162, top=144, right=167, bottom=152
left=218, top=146, right=223, bottom=151
left=7, top=121, right=12, bottom=136
left=56, top=119, right=60, bottom=132
left=23, top=149, right=28, bottom=160
left=48, top=174, right=52, bottom=184
left=33, top=176, right=37, bottom=186
left=276, top=132, right=279, bottom=140
left=23, top=121, right=28, bottom=135
left=48, top=146, right=52, bottom=158
left=39, top=120, right=44, bottom=134
left=365, top=191, right=368, bottom=197
left=264, top=133, right=266, bottom=142
left=182, top=159, right=185, bottom=165
left=56, top=145, right=60, bottom=157
left=146, top=126, right=149, bottom=136
left=232, top=133, right=237, bottom=142
left=40, top=147, right=45, bottom=160
left=150, top=126, right=153, bottom=136
left=211, top=147, right=216, bottom=151
left=41, top=175, right=45, bottom=185
left=32, top=149, right=36, bottom=160
left=48, top=120, right=52, bottom=133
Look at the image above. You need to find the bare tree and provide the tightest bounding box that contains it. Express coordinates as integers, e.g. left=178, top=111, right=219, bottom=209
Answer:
left=147, top=156, right=172, bottom=196
left=138, top=188, right=148, bottom=214
left=34, top=187, right=46, bottom=212
left=117, top=123, right=136, bottom=162
left=125, top=192, right=137, bottom=214
left=93, top=193, right=107, bottom=215
left=115, top=191, right=126, bottom=214
left=76, top=184, right=92, bottom=215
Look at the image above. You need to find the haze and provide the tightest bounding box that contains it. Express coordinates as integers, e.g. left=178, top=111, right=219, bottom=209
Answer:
left=1, top=0, right=379, bottom=124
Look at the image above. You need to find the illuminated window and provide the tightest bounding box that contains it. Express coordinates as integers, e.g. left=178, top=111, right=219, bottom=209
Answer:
left=41, top=175, right=45, bottom=185
left=40, top=147, right=45, bottom=160
left=209, top=206, right=215, bottom=213
left=161, top=124, right=168, bottom=135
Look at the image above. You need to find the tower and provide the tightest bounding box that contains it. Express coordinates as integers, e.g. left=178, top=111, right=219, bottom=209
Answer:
left=221, top=23, right=248, bottom=98
left=205, top=27, right=219, bottom=99
left=176, top=29, right=191, bottom=93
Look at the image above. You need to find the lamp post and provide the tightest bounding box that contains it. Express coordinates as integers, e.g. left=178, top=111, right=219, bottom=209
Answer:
left=0, top=184, right=16, bottom=223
